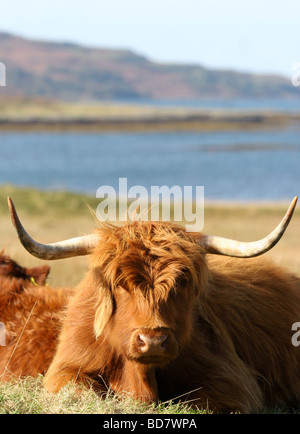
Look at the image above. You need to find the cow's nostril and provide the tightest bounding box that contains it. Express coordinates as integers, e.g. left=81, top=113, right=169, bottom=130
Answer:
left=160, top=334, right=168, bottom=348
left=137, top=334, right=150, bottom=351
left=137, top=334, right=147, bottom=348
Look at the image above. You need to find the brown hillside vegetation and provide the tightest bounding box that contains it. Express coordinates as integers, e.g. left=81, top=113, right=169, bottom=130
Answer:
left=0, top=31, right=297, bottom=101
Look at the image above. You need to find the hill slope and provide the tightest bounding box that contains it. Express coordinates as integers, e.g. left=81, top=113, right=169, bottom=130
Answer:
left=0, top=31, right=297, bottom=101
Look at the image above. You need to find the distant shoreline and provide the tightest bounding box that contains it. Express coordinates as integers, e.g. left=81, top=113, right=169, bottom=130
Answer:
left=0, top=112, right=299, bottom=132
left=1, top=97, right=300, bottom=132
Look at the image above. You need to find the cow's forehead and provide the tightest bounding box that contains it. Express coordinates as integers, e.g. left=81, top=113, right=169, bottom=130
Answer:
left=95, top=220, right=202, bottom=257
left=117, top=252, right=184, bottom=284
left=98, top=220, right=194, bottom=243
left=91, top=221, right=205, bottom=293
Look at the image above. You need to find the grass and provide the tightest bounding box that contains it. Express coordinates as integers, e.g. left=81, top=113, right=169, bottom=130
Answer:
left=0, top=98, right=198, bottom=120
left=0, top=184, right=299, bottom=414
left=0, top=375, right=201, bottom=415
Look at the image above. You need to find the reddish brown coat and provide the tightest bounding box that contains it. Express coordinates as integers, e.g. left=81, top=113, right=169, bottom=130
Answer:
left=0, top=252, right=71, bottom=380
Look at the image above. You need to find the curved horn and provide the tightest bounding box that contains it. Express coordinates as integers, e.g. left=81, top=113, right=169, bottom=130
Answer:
left=201, top=196, right=298, bottom=257
left=8, top=197, right=99, bottom=260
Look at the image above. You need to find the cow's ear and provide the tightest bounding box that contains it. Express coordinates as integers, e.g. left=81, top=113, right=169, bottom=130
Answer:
left=27, top=265, right=50, bottom=285
left=94, top=285, right=113, bottom=339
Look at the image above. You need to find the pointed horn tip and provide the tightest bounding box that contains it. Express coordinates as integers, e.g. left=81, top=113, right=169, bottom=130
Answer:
left=288, top=196, right=298, bottom=215
left=7, top=196, right=12, bottom=209
left=7, top=196, right=17, bottom=228
left=7, top=196, right=15, bottom=213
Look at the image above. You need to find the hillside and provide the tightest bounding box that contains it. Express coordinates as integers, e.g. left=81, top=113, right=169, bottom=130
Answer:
left=0, top=31, right=298, bottom=101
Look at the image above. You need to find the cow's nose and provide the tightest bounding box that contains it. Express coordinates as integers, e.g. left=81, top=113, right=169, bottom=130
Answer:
left=137, top=333, right=168, bottom=356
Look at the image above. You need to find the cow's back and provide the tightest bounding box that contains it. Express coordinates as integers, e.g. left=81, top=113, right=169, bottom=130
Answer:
left=203, top=256, right=300, bottom=407
left=0, top=285, right=72, bottom=380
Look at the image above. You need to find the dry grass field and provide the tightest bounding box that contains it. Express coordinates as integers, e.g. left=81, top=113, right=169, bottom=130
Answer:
left=0, top=185, right=299, bottom=414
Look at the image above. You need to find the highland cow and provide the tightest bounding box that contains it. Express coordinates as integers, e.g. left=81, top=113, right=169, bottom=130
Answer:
left=0, top=251, right=72, bottom=380
left=3, top=196, right=300, bottom=413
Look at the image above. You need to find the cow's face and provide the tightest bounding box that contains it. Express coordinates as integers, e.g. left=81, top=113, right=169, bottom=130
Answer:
left=110, top=277, right=194, bottom=366
left=0, top=253, right=50, bottom=285
left=92, top=222, right=208, bottom=367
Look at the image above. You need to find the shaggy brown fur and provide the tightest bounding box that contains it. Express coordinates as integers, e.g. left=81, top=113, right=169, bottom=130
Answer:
left=0, top=252, right=72, bottom=380
left=1, top=222, right=300, bottom=413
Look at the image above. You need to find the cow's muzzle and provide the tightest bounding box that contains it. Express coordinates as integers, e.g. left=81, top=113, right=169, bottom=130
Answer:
left=129, top=327, right=179, bottom=365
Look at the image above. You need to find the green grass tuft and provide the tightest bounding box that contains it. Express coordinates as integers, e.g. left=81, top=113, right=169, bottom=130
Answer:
left=0, top=376, right=202, bottom=415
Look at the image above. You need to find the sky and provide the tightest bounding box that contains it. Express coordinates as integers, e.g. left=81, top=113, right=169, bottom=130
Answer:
left=1, top=0, right=300, bottom=78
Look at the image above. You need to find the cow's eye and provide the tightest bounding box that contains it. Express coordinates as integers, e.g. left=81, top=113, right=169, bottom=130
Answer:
left=174, top=273, right=188, bottom=292
left=180, top=268, right=190, bottom=283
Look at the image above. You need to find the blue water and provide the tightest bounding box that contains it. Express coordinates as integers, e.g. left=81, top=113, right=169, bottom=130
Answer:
left=0, top=126, right=300, bottom=201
